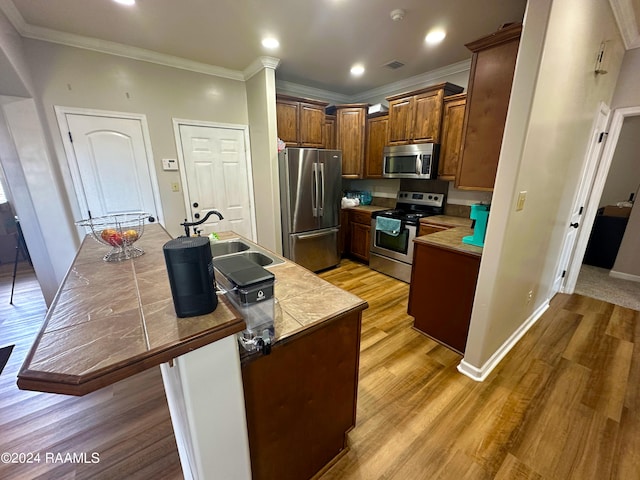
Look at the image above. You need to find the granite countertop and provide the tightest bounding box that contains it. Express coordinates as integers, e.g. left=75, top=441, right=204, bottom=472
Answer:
left=414, top=226, right=483, bottom=257
left=18, top=225, right=367, bottom=395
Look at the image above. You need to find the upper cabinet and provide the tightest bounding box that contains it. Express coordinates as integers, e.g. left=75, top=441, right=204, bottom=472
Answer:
left=335, top=104, right=368, bottom=178
left=438, top=93, right=467, bottom=181
left=455, top=23, right=522, bottom=191
left=324, top=114, right=337, bottom=150
left=364, top=113, right=389, bottom=178
left=276, top=94, right=329, bottom=148
left=386, top=82, right=464, bottom=146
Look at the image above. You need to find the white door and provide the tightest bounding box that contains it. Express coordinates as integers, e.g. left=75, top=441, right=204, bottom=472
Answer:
left=60, top=110, right=161, bottom=222
left=176, top=123, right=255, bottom=239
left=552, top=103, right=610, bottom=294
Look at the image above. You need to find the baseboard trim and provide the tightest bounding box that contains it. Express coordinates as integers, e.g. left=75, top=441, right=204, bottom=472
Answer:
left=457, top=300, right=550, bottom=382
left=609, top=270, right=640, bottom=283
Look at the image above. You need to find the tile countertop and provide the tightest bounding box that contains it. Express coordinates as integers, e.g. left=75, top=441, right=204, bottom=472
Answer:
left=415, top=219, right=483, bottom=258
left=342, top=204, right=389, bottom=213
left=17, top=225, right=367, bottom=395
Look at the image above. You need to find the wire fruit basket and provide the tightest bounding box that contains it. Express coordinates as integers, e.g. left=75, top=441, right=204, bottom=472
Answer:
left=76, top=212, right=149, bottom=262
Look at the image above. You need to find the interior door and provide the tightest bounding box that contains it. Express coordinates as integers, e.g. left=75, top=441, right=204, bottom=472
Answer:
left=64, top=113, right=159, bottom=220
left=178, top=124, right=254, bottom=239
left=552, top=103, right=610, bottom=294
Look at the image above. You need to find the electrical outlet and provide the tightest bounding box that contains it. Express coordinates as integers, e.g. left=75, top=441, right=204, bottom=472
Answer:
left=516, top=191, right=527, bottom=211
left=171, top=182, right=180, bottom=192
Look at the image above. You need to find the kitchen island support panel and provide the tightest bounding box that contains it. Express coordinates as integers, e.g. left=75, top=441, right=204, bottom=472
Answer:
left=161, top=336, right=251, bottom=480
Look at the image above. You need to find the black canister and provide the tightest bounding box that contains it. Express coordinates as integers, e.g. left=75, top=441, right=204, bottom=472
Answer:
left=163, top=236, right=217, bottom=317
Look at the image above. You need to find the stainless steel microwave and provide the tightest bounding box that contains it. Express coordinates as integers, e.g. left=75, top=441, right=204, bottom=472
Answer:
left=382, top=144, right=439, bottom=179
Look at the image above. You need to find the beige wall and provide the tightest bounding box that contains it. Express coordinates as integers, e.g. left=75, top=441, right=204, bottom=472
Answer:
left=464, top=0, right=625, bottom=371
left=612, top=184, right=640, bottom=277
left=611, top=47, right=640, bottom=108
left=609, top=49, right=640, bottom=279
left=599, top=116, right=640, bottom=207
left=23, top=39, right=250, bottom=239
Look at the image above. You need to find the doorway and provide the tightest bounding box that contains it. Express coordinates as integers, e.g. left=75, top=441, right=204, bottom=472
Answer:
left=562, top=106, right=640, bottom=309
left=55, top=107, right=164, bottom=223
left=173, top=120, right=256, bottom=240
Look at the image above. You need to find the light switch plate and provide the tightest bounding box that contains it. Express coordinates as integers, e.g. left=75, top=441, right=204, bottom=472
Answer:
left=162, top=158, right=178, bottom=171
left=516, top=191, right=527, bottom=211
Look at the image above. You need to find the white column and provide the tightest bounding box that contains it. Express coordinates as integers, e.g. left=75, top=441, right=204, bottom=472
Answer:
left=160, top=336, right=252, bottom=480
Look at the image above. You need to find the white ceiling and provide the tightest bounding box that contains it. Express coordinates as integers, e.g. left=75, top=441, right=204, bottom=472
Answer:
left=0, top=0, right=638, bottom=97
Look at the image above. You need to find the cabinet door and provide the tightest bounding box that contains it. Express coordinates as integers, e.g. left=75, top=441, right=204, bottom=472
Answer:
left=336, top=107, right=367, bottom=178
left=439, top=96, right=467, bottom=181
left=349, top=222, right=370, bottom=262
left=324, top=115, right=336, bottom=150
left=299, top=103, right=325, bottom=148
left=364, top=115, right=388, bottom=178
left=408, top=242, right=480, bottom=354
left=387, top=97, right=413, bottom=145
left=456, top=28, right=521, bottom=191
left=412, top=90, right=443, bottom=143
left=276, top=100, right=300, bottom=146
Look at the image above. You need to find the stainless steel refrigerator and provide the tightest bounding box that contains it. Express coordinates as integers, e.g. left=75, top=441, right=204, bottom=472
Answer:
left=278, top=148, right=342, bottom=272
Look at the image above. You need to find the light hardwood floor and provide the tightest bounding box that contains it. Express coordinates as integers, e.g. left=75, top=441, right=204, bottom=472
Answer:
left=0, top=260, right=638, bottom=479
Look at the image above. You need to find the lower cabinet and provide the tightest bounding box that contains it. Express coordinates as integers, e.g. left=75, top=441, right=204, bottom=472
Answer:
left=345, top=209, right=372, bottom=263
left=242, top=311, right=362, bottom=480
left=408, top=241, right=480, bottom=354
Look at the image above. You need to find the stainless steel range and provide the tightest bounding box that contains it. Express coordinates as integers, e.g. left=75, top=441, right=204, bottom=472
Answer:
left=370, top=191, right=445, bottom=282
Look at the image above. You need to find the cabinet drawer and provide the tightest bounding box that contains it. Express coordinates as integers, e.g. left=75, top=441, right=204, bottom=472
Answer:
left=350, top=210, right=372, bottom=225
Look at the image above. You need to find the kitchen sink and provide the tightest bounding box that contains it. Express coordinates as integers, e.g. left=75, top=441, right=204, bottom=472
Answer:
left=210, top=238, right=284, bottom=267
left=211, top=240, right=251, bottom=257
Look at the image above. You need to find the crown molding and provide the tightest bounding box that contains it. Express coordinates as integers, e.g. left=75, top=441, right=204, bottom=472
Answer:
left=1, top=0, right=472, bottom=97
left=609, top=0, right=640, bottom=49
left=244, top=56, right=280, bottom=81
left=351, top=59, right=471, bottom=102
left=274, top=80, right=352, bottom=105
left=0, top=0, right=26, bottom=32
left=0, top=0, right=245, bottom=80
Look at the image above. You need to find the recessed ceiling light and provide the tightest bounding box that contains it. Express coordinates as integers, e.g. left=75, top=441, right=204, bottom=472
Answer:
left=262, top=37, right=280, bottom=49
left=425, top=29, right=446, bottom=45
left=350, top=64, right=365, bottom=76
left=113, top=0, right=135, bottom=5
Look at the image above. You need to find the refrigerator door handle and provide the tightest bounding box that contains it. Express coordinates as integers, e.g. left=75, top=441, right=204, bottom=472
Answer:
left=296, top=227, right=340, bottom=240
left=318, top=162, right=325, bottom=216
left=311, top=163, right=318, bottom=217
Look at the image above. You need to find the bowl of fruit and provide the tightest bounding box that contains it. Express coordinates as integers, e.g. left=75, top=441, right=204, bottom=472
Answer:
left=76, top=212, right=149, bottom=262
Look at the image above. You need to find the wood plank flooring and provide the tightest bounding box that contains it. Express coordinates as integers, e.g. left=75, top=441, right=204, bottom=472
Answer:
left=0, top=259, right=638, bottom=479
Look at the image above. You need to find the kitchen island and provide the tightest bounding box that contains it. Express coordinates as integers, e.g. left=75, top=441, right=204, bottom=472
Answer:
left=18, top=224, right=367, bottom=480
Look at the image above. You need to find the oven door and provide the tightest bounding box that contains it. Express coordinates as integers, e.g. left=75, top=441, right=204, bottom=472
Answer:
left=370, top=219, right=416, bottom=262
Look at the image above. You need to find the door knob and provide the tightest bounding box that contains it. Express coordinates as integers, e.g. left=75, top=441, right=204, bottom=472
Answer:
left=193, top=202, right=199, bottom=208
left=194, top=213, right=200, bottom=219
left=570, top=222, right=579, bottom=228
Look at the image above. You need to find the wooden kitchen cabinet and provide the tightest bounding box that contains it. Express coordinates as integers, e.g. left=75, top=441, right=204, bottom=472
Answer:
left=343, top=209, right=372, bottom=263
left=386, top=83, right=464, bottom=146
left=455, top=23, right=522, bottom=191
left=364, top=113, right=389, bottom=178
left=438, top=93, right=467, bottom=181
left=324, top=114, right=336, bottom=150
left=408, top=241, right=481, bottom=354
left=276, top=94, right=329, bottom=148
left=335, top=104, right=368, bottom=178
left=242, top=310, right=362, bottom=480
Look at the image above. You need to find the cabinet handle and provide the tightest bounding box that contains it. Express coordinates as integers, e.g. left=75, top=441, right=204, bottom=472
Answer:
left=194, top=213, right=200, bottom=219
left=193, top=202, right=199, bottom=208
left=570, top=222, right=579, bottom=229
